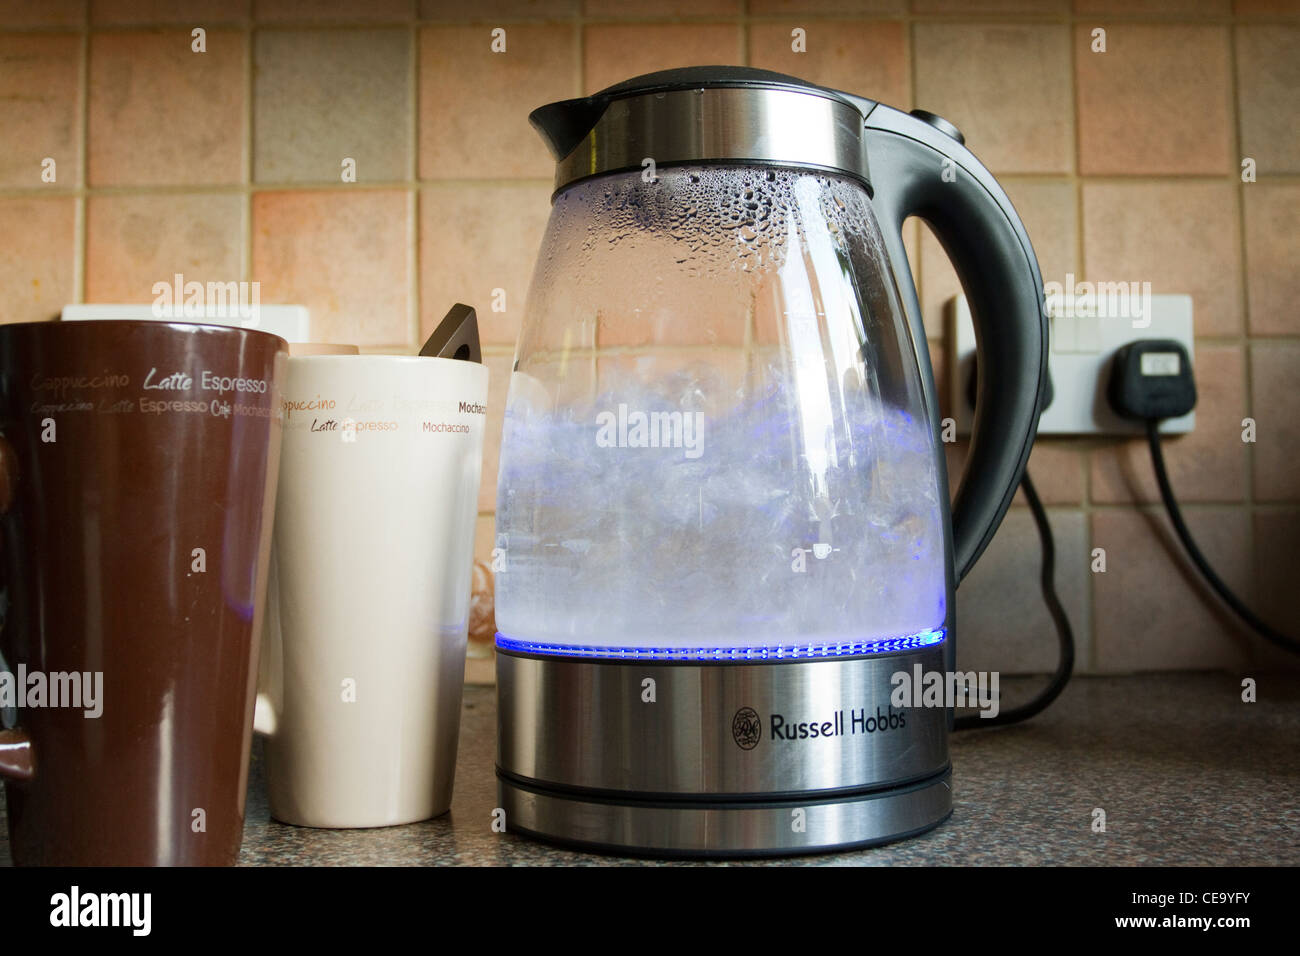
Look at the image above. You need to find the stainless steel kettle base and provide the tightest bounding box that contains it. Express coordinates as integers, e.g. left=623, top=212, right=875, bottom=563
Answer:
left=496, top=647, right=954, bottom=857
left=498, top=768, right=952, bottom=858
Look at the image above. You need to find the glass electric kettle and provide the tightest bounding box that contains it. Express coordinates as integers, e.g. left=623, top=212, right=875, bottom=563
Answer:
left=494, top=67, right=1047, bottom=856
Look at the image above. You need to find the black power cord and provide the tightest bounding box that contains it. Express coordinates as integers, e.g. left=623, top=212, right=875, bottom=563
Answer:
left=1145, top=419, right=1300, bottom=655
left=954, top=470, right=1075, bottom=730
left=1105, top=337, right=1298, bottom=655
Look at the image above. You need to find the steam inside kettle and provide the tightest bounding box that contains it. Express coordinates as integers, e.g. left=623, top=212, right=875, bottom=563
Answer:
left=495, top=166, right=947, bottom=656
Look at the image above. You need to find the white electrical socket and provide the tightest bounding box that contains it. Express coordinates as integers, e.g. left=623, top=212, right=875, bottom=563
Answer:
left=946, top=293, right=1195, bottom=436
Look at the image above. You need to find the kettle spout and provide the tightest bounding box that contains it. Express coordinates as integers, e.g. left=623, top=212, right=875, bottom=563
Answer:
left=529, top=96, right=608, bottom=161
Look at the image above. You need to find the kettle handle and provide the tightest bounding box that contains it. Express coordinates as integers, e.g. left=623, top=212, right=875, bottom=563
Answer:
left=863, top=104, right=1048, bottom=582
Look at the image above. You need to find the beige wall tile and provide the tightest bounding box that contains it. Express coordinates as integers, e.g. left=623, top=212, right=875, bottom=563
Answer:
left=1092, top=507, right=1254, bottom=672
left=1019, top=441, right=1087, bottom=506
left=0, top=35, right=82, bottom=188
left=0, top=198, right=76, bottom=324
left=748, top=20, right=907, bottom=108
left=603, top=233, right=751, bottom=349
left=922, top=179, right=1077, bottom=339
left=1251, top=342, right=1300, bottom=502
left=1090, top=345, right=1248, bottom=505
left=420, top=0, right=578, bottom=17
left=919, top=230, right=954, bottom=342
left=254, top=0, right=412, bottom=21
left=419, top=24, right=574, bottom=180
left=478, top=351, right=513, bottom=512
left=252, top=189, right=411, bottom=346
left=92, top=0, right=250, bottom=24
left=254, top=29, right=410, bottom=184
left=88, top=30, right=244, bottom=186
left=1013, top=180, right=1080, bottom=285
left=419, top=183, right=551, bottom=347
left=914, top=23, right=1073, bottom=175
left=1243, top=184, right=1300, bottom=336
left=1076, top=24, right=1232, bottom=175
left=0, top=1, right=85, bottom=26
left=605, top=314, right=746, bottom=350
left=956, top=509, right=1089, bottom=675
left=583, top=24, right=741, bottom=94
left=1082, top=182, right=1241, bottom=336
left=86, top=193, right=242, bottom=303
left=1236, top=26, right=1300, bottom=175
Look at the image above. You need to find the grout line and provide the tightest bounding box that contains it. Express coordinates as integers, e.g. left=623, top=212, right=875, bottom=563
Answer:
left=574, top=11, right=584, bottom=99
left=1226, top=17, right=1260, bottom=620
left=1060, top=8, right=1076, bottom=180
left=242, top=25, right=253, bottom=285
left=0, top=178, right=556, bottom=200
left=408, top=21, right=419, bottom=349
left=29, top=12, right=1300, bottom=31
left=10, top=173, right=1299, bottom=198
left=1091, top=500, right=1258, bottom=512
left=73, top=23, right=89, bottom=305
left=406, top=187, right=419, bottom=350
left=1065, top=7, right=1096, bottom=674
left=3, top=10, right=1294, bottom=33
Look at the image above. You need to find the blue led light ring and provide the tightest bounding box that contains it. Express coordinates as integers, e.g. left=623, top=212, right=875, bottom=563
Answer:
left=494, top=628, right=946, bottom=661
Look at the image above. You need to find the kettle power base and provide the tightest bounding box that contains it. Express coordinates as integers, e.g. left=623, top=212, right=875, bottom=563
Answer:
left=495, top=644, right=953, bottom=857
left=498, top=768, right=952, bottom=858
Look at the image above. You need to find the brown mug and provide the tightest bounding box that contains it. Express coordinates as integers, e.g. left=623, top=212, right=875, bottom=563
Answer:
left=0, top=320, right=286, bottom=865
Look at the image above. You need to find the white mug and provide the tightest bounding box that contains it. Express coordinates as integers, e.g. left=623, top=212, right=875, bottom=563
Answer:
left=255, top=353, right=488, bottom=828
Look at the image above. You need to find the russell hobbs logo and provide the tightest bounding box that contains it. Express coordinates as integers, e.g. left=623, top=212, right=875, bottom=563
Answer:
left=731, top=707, right=761, bottom=750
left=771, top=707, right=906, bottom=740
left=731, top=706, right=906, bottom=749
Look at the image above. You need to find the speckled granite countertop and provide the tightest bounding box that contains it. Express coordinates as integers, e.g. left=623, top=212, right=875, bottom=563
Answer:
left=4, top=674, right=1298, bottom=865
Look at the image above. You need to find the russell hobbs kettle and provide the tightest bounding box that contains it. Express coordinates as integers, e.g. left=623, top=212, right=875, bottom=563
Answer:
left=494, top=67, right=1048, bottom=855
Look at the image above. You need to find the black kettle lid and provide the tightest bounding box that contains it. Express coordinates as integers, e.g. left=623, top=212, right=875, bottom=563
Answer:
left=598, top=65, right=842, bottom=99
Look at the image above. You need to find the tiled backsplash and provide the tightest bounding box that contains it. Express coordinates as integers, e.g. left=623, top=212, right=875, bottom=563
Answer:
left=2, top=0, right=1296, bottom=675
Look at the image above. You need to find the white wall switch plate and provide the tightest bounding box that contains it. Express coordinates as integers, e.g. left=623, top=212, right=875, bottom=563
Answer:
left=61, top=303, right=312, bottom=344
left=947, top=293, right=1195, bottom=436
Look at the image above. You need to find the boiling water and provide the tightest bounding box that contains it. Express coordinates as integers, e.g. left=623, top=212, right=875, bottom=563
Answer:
left=495, top=375, right=946, bottom=653
left=495, top=167, right=948, bottom=655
